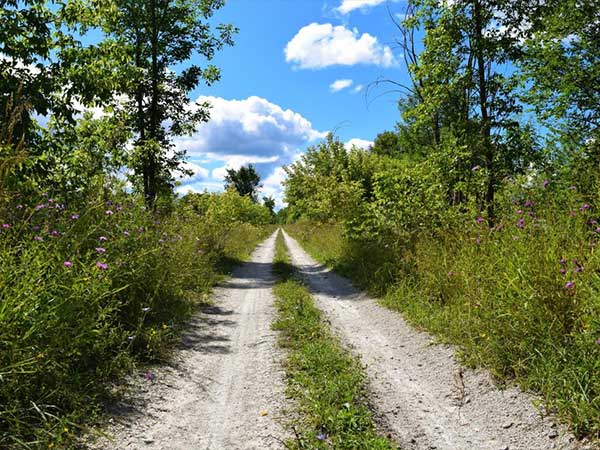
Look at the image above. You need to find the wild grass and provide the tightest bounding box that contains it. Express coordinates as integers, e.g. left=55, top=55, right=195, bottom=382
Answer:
left=0, top=192, right=271, bottom=449
left=285, top=184, right=600, bottom=440
left=271, top=230, right=397, bottom=450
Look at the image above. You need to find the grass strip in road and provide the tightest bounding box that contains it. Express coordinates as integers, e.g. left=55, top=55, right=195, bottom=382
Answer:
left=272, top=230, right=397, bottom=450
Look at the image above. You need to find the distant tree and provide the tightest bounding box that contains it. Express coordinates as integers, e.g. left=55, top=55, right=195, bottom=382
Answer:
left=224, top=165, right=262, bottom=202
left=263, top=196, right=276, bottom=216
left=372, top=131, right=401, bottom=157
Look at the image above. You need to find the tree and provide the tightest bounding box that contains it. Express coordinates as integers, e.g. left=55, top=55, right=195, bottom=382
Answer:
left=224, top=165, right=262, bottom=202
left=372, top=131, right=401, bottom=157
left=263, top=196, right=276, bottom=216
left=103, top=0, right=237, bottom=207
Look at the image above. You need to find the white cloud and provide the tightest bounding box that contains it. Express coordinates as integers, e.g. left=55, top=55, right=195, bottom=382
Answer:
left=284, top=23, right=397, bottom=69
left=174, top=96, right=327, bottom=203
left=337, top=0, right=386, bottom=14
left=345, top=138, right=373, bottom=150
left=330, top=79, right=354, bottom=92
left=175, top=96, right=325, bottom=159
left=260, top=166, right=288, bottom=209
left=353, top=84, right=364, bottom=93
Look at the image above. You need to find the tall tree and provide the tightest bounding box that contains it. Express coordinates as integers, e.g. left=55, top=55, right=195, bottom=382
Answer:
left=104, top=0, right=237, bottom=206
left=224, top=165, right=262, bottom=202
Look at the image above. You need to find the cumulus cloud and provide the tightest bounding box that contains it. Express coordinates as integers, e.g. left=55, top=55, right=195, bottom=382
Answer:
left=174, top=96, right=326, bottom=203
left=337, top=0, right=386, bottom=14
left=353, top=84, right=364, bottom=93
left=330, top=79, right=354, bottom=92
left=284, top=23, right=397, bottom=69
left=345, top=138, right=373, bottom=150
left=175, top=95, right=325, bottom=159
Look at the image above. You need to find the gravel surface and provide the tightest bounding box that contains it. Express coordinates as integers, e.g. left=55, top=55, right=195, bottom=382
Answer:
left=86, top=231, right=288, bottom=450
left=282, top=230, right=594, bottom=450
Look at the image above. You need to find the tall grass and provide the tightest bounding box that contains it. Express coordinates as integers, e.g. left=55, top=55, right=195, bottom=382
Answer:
left=0, top=193, right=271, bottom=449
left=286, top=183, right=600, bottom=439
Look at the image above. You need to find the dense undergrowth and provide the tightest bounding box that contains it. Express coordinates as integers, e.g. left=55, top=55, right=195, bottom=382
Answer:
left=0, top=189, right=272, bottom=449
left=272, top=231, right=396, bottom=450
left=286, top=188, right=600, bottom=440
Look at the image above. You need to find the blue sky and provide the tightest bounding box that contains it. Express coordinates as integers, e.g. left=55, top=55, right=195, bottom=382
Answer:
left=175, top=0, right=412, bottom=206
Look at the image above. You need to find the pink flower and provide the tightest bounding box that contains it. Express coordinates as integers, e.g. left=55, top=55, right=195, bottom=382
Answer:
left=33, top=236, right=43, bottom=242
left=95, top=247, right=106, bottom=254
left=542, top=179, right=549, bottom=188
left=580, top=203, right=590, bottom=212
left=476, top=217, right=484, bottom=224
left=71, top=214, right=79, bottom=220
left=570, top=185, right=577, bottom=191
left=565, top=281, right=575, bottom=289
left=123, top=230, right=130, bottom=236
left=99, top=236, right=108, bottom=242
left=96, top=261, right=108, bottom=270
left=63, top=261, right=73, bottom=268
left=51, top=230, right=59, bottom=236
left=476, top=237, right=481, bottom=245
left=559, top=268, right=566, bottom=275
left=517, top=218, right=525, bottom=229
left=2, top=223, right=10, bottom=229
left=595, top=338, right=600, bottom=345
left=105, top=210, right=114, bottom=215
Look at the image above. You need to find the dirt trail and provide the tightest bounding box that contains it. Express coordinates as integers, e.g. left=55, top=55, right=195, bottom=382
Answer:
left=282, top=230, right=590, bottom=450
left=88, top=231, right=287, bottom=450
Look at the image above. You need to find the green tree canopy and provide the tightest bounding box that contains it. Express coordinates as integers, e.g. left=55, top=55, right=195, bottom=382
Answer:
left=224, top=164, right=262, bottom=202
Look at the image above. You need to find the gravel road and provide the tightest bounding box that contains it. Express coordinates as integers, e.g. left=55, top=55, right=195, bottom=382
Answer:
left=88, top=231, right=287, bottom=450
left=282, top=229, right=591, bottom=450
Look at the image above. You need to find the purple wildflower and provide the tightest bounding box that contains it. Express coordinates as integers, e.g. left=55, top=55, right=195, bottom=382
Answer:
left=580, top=203, right=590, bottom=212
left=316, top=433, right=327, bottom=441
left=517, top=209, right=523, bottom=215
left=71, top=214, right=79, bottom=220
left=96, top=261, right=108, bottom=270
left=476, top=217, right=484, bottom=224
left=144, top=371, right=155, bottom=381
left=35, top=204, right=45, bottom=211
left=105, top=210, right=114, bottom=215
left=33, top=236, right=43, bottom=242
left=16, top=204, right=23, bottom=209
left=95, top=247, right=106, bottom=254
left=574, top=266, right=584, bottom=273
left=542, top=179, right=549, bottom=188
left=524, top=200, right=534, bottom=207
left=570, top=210, right=577, bottom=217
left=559, top=268, right=567, bottom=275
left=589, top=219, right=598, bottom=225
left=565, top=281, right=575, bottom=290
left=2, top=223, right=10, bottom=229
left=570, top=185, right=577, bottom=191
left=137, top=227, right=144, bottom=233
left=517, top=218, right=525, bottom=229
left=123, top=230, right=130, bottom=237
left=471, top=165, right=480, bottom=172
left=476, top=237, right=481, bottom=245
left=51, top=230, right=59, bottom=237
left=447, top=271, right=455, bottom=277
left=560, top=258, right=566, bottom=265
left=596, top=338, right=600, bottom=345
left=595, top=227, right=600, bottom=234
left=99, top=236, right=108, bottom=242
left=63, top=261, right=73, bottom=268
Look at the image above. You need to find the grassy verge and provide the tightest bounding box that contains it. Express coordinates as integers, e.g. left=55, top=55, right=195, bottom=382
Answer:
left=271, top=230, right=396, bottom=450
left=285, top=221, right=600, bottom=440
left=0, top=193, right=273, bottom=449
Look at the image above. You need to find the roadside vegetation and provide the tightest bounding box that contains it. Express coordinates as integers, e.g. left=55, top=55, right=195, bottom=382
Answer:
left=0, top=0, right=278, bottom=447
left=280, top=0, right=600, bottom=441
left=272, top=231, right=396, bottom=450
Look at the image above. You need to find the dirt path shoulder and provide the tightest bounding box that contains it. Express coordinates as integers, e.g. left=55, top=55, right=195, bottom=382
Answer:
left=282, top=230, right=591, bottom=450
left=87, top=231, right=288, bottom=450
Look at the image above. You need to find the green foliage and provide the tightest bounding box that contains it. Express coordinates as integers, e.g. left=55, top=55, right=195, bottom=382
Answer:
left=286, top=178, right=600, bottom=439
left=272, top=233, right=397, bottom=450
left=223, top=164, right=262, bottom=202
left=0, top=191, right=270, bottom=449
